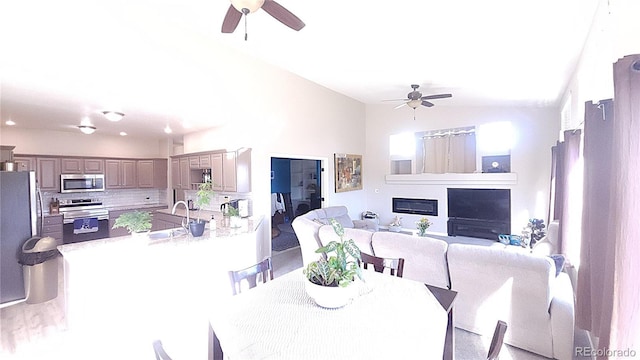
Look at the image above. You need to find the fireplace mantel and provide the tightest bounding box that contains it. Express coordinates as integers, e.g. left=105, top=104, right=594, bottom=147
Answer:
left=384, top=173, right=518, bottom=186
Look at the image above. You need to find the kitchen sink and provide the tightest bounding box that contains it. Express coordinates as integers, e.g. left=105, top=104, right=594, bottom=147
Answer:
left=148, top=228, right=189, bottom=240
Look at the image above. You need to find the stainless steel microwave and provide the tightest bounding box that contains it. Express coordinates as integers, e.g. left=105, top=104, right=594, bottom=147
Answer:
left=60, top=174, right=105, bottom=193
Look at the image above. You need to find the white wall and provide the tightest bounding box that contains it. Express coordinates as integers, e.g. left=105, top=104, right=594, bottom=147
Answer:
left=0, top=127, right=168, bottom=158
left=561, top=0, right=640, bottom=127
left=182, top=47, right=367, bottom=226
left=364, top=104, right=559, bottom=235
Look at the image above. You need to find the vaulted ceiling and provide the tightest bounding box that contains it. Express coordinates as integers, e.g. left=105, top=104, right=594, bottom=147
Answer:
left=0, top=0, right=599, bottom=139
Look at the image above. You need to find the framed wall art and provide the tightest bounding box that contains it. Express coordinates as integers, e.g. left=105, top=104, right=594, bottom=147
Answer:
left=334, top=153, right=363, bottom=193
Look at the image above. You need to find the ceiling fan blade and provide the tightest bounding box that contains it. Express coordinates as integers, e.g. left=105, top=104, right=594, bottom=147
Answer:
left=262, top=0, right=305, bottom=31
left=221, top=4, right=243, bottom=33
left=421, top=100, right=435, bottom=107
left=421, top=93, right=452, bottom=100
left=394, top=103, right=408, bottom=109
left=382, top=98, right=409, bottom=102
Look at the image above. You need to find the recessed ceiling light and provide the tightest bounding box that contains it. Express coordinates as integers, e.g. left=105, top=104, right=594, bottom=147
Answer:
left=5, top=120, right=16, bottom=126
left=78, top=125, right=97, bottom=134
left=102, top=111, right=125, bottom=122
left=119, top=132, right=127, bottom=136
left=164, top=125, right=172, bottom=134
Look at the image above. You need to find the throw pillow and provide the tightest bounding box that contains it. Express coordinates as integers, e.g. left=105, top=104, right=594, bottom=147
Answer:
left=549, top=254, right=566, bottom=276
left=312, top=218, right=329, bottom=225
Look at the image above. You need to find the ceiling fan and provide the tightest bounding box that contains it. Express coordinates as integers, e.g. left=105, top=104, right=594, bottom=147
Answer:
left=383, top=84, right=452, bottom=110
left=221, top=0, right=305, bottom=39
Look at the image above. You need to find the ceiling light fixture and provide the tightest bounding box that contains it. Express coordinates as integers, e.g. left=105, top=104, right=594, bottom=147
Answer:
left=102, top=111, right=125, bottom=122
left=164, top=125, right=172, bottom=134
left=5, top=120, right=16, bottom=126
left=78, top=125, right=97, bottom=134
left=120, top=132, right=127, bottom=136
left=407, top=99, right=422, bottom=109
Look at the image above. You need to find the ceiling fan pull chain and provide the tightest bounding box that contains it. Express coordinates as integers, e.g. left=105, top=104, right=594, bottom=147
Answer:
left=241, top=7, right=249, bottom=41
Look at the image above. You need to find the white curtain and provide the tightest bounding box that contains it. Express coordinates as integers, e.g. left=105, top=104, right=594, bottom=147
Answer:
left=422, top=132, right=476, bottom=173
left=576, top=55, right=640, bottom=357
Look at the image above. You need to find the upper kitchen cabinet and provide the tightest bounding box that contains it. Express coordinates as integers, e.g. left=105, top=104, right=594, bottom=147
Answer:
left=13, top=156, right=35, bottom=172
left=36, top=157, right=61, bottom=191
left=189, top=154, right=211, bottom=170
left=137, top=159, right=168, bottom=189
left=105, top=159, right=137, bottom=189
left=61, top=158, right=104, bottom=174
left=213, top=149, right=251, bottom=192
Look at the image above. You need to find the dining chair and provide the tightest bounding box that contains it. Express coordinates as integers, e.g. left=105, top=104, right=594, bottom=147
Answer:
left=228, top=257, right=274, bottom=295
left=152, top=340, right=173, bottom=360
left=359, top=252, right=405, bottom=277
left=487, top=320, right=508, bottom=360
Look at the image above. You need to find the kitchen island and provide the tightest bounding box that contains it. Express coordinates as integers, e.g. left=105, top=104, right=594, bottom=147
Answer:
left=57, top=215, right=267, bottom=359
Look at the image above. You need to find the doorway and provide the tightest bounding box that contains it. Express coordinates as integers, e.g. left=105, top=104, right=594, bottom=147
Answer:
left=270, top=156, right=323, bottom=252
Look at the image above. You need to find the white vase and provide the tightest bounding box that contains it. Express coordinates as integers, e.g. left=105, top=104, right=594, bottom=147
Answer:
left=304, top=278, right=356, bottom=308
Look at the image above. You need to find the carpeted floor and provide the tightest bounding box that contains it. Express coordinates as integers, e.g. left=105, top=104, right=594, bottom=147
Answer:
left=271, top=223, right=300, bottom=252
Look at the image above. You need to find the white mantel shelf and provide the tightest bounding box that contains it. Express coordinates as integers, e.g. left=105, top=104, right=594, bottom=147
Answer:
left=385, top=172, right=518, bottom=186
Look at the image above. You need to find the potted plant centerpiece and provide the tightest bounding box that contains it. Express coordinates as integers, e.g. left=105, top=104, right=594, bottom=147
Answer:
left=303, top=218, right=364, bottom=308
left=112, top=210, right=153, bottom=237
left=190, top=182, right=215, bottom=237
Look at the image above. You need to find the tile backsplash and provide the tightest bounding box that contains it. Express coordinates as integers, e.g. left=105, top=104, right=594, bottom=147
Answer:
left=42, top=189, right=167, bottom=210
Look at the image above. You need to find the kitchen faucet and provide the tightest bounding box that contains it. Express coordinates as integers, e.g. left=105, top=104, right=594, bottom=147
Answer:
left=171, top=201, right=190, bottom=233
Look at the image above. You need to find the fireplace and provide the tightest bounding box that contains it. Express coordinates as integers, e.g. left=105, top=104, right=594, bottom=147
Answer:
left=392, top=197, right=438, bottom=216
left=447, top=188, right=511, bottom=240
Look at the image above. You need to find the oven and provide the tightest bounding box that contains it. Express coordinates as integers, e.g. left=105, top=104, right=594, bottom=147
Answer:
left=59, top=199, right=110, bottom=244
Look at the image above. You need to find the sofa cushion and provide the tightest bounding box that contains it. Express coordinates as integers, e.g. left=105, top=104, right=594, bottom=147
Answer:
left=291, top=217, right=325, bottom=266
left=318, top=225, right=374, bottom=256
left=371, top=232, right=450, bottom=289
left=447, top=243, right=557, bottom=358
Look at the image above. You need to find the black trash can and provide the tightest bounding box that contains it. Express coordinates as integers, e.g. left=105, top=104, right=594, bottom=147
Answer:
left=19, top=236, right=60, bottom=304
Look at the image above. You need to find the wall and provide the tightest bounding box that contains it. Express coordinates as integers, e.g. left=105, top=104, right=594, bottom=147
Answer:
left=0, top=127, right=168, bottom=158
left=364, top=104, right=559, bottom=235
left=561, top=0, right=640, bottom=127
left=182, top=47, right=367, bottom=227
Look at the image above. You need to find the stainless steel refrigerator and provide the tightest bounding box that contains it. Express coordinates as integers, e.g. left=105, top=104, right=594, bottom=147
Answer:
left=1, top=171, right=39, bottom=305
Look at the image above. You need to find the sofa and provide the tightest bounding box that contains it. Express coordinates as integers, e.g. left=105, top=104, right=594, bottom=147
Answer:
left=291, top=216, right=574, bottom=360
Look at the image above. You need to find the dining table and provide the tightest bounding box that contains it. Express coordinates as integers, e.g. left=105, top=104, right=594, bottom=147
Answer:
left=208, top=268, right=457, bottom=359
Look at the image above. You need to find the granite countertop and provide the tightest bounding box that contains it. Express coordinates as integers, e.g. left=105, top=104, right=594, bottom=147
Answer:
left=57, top=215, right=264, bottom=255
left=106, top=203, right=169, bottom=211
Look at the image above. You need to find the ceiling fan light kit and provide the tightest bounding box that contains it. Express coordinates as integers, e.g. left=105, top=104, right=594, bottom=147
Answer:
left=102, top=111, right=125, bottom=122
left=78, top=125, right=96, bottom=135
left=383, top=84, right=453, bottom=115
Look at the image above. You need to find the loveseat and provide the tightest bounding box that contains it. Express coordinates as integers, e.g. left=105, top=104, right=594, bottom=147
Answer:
left=291, top=216, right=575, bottom=360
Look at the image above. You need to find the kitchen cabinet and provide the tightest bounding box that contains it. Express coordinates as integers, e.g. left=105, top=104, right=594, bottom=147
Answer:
left=211, top=153, right=223, bottom=191
left=179, top=157, right=191, bottom=190
left=171, top=158, right=180, bottom=189
left=13, top=156, right=35, bottom=171
left=36, top=157, right=61, bottom=191
left=137, top=159, right=167, bottom=189
left=105, top=159, right=137, bottom=189
left=220, top=149, right=251, bottom=193
left=61, top=158, right=104, bottom=174
left=152, top=212, right=185, bottom=231
left=189, top=154, right=211, bottom=170
left=42, top=214, right=63, bottom=243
